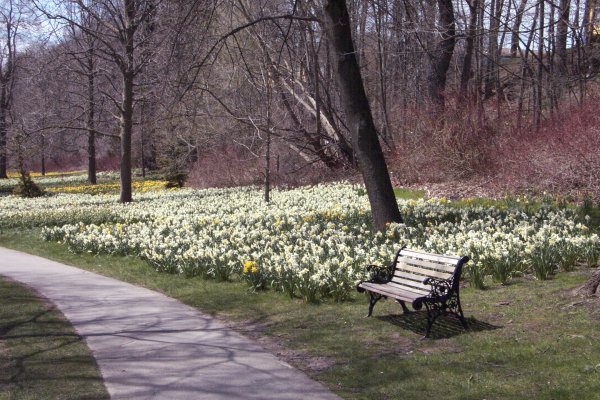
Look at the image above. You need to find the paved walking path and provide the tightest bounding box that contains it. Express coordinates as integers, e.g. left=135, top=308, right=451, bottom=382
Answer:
left=0, top=247, right=340, bottom=400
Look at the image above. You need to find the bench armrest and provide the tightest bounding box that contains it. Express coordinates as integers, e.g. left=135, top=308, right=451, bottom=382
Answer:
left=423, top=277, right=453, bottom=298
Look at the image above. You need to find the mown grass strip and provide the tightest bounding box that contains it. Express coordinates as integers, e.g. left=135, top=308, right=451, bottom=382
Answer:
left=0, top=275, right=108, bottom=400
left=1, top=229, right=600, bottom=399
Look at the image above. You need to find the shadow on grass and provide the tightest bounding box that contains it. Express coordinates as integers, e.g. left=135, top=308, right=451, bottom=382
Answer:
left=0, top=279, right=108, bottom=399
left=378, top=311, right=500, bottom=339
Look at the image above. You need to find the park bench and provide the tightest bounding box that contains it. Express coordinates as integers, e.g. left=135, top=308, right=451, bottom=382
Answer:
left=357, top=246, right=470, bottom=338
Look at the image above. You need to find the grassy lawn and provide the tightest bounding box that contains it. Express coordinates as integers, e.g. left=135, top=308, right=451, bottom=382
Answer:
left=1, top=228, right=599, bottom=399
left=0, top=274, right=108, bottom=400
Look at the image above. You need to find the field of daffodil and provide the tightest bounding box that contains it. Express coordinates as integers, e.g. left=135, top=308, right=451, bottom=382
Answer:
left=0, top=171, right=118, bottom=191
left=0, top=170, right=167, bottom=195
left=1, top=179, right=598, bottom=302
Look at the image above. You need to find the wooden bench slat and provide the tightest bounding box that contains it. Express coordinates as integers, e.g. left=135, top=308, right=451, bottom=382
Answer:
left=387, top=280, right=431, bottom=295
left=390, top=275, right=432, bottom=291
left=395, top=263, right=454, bottom=280
left=397, top=256, right=457, bottom=273
left=400, top=249, right=462, bottom=264
left=358, top=282, right=421, bottom=301
left=358, top=283, right=410, bottom=300
left=401, top=248, right=462, bottom=262
left=393, top=270, right=435, bottom=283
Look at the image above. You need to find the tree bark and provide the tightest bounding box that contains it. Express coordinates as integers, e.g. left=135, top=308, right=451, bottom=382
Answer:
left=0, top=18, right=14, bottom=180
left=484, top=0, right=503, bottom=99
left=120, top=69, right=134, bottom=203
left=372, top=0, right=393, bottom=141
left=40, top=134, right=46, bottom=176
left=535, top=0, right=545, bottom=129
left=0, top=112, right=7, bottom=179
left=583, top=0, right=594, bottom=46
left=87, top=46, right=97, bottom=185
left=119, top=0, right=135, bottom=203
left=557, top=0, right=570, bottom=74
left=576, top=268, right=600, bottom=296
left=322, top=0, right=402, bottom=231
left=428, top=0, right=456, bottom=107
left=511, top=0, right=528, bottom=57
left=460, top=0, right=478, bottom=101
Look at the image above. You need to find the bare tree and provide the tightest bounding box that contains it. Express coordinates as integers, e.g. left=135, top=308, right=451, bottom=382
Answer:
left=60, top=4, right=102, bottom=184
left=38, top=0, right=162, bottom=202
left=0, top=0, right=20, bottom=179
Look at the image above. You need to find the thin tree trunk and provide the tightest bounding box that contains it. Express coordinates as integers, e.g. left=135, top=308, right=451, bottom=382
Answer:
left=583, top=0, right=594, bottom=46
left=140, top=101, right=146, bottom=178
left=0, top=10, right=14, bottom=180
left=372, top=1, right=393, bottom=141
left=87, top=47, right=97, bottom=185
left=485, top=0, right=503, bottom=99
left=0, top=112, right=6, bottom=179
left=557, top=0, right=570, bottom=74
left=120, top=70, right=134, bottom=203
left=41, top=134, right=46, bottom=176
left=428, top=0, right=456, bottom=107
left=265, top=71, right=271, bottom=203
left=511, top=0, right=528, bottom=57
left=460, top=0, right=478, bottom=101
left=535, top=0, right=545, bottom=129
left=474, top=0, right=485, bottom=118
left=264, top=127, right=271, bottom=204
left=322, top=0, right=402, bottom=231
left=120, top=0, right=135, bottom=203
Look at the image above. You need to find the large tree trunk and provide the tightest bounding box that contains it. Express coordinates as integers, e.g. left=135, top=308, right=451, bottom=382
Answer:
left=429, top=0, right=456, bottom=107
left=322, top=0, right=402, bottom=231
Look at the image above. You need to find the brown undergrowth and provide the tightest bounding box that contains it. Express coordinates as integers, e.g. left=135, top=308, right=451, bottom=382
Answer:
left=389, top=96, right=600, bottom=200
left=189, top=94, right=600, bottom=201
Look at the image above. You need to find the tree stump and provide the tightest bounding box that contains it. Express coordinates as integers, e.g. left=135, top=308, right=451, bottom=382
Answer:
left=576, top=268, right=600, bottom=296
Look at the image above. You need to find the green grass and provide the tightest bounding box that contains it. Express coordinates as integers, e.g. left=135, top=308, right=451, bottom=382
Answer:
left=1, top=229, right=600, bottom=399
left=393, top=187, right=425, bottom=200
left=0, top=275, right=108, bottom=400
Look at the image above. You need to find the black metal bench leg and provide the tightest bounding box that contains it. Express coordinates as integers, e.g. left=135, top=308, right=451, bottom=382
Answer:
left=457, top=303, right=469, bottom=330
left=367, top=293, right=382, bottom=317
left=423, top=304, right=440, bottom=339
left=397, top=300, right=410, bottom=314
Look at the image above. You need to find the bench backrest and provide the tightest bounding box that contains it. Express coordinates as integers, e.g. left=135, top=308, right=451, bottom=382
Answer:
left=390, top=248, right=469, bottom=297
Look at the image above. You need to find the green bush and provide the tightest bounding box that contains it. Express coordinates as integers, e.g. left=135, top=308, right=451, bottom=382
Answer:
left=164, top=170, right=187, bottom=188
left=13, top=173, right=44, bottom=198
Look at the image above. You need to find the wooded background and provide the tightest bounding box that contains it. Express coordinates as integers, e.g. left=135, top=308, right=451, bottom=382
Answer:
left=1, top=0, right=599, bottom=201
